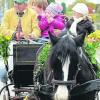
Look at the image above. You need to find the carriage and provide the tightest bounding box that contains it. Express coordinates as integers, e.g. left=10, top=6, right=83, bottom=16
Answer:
left=0, top=31, right=100, bottom=100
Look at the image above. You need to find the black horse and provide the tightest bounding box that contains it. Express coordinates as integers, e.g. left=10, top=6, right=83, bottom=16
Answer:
left=45, top=31, right=96, bottom=100
left=36, top=31, right=100, bottom=100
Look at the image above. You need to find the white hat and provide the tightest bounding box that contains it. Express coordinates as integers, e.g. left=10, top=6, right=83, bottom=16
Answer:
left=46, top=3, right=63, bottom=16
left=72, top=3, right=89, bottom=16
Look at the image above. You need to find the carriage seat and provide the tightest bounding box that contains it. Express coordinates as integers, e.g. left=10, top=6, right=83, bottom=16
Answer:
left=12, top=43, right=43, bottom=88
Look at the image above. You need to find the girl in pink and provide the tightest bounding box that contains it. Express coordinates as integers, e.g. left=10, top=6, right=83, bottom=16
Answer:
left=38, top=2, right=66, bottom=38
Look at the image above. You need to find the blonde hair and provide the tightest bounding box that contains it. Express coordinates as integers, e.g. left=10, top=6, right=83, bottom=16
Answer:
left=29, top=0, right=48, bottom=10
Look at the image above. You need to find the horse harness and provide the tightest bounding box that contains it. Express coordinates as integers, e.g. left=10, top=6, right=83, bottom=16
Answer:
left=51, top=62, right=81, bottom=90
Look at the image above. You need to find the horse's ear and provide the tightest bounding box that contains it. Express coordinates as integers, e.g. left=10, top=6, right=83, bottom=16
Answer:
left=48, top=31, right=59, bottom=45
left=74, top=33, right=86, bottom=47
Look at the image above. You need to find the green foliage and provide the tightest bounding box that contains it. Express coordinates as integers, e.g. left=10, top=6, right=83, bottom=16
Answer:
left=95, top=13, right=100, bottom=22
left=47, top=0, right=55, bottom=4
left=66, top=11, right=73, bottom=17
left=84, top=30, right=100, bottom=78
left=84, top=41, right=99, bottom=64
left=61, top=2, right=67, bottom=14
left=85, top=41, right=100, bottom=78
left=0, top=34, right=11, bottom=65
left=37, top=43, right=51, bottom=72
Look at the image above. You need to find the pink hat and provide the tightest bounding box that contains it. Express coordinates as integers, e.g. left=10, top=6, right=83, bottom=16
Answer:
left=46, top=3, right=63, bottom=16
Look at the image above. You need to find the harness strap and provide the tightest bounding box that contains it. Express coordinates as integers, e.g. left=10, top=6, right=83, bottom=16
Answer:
left=78, top=48, right=97, bottom=79
left=52, top=79, right=76, bottom=85
left=74, top=63, right=81, bottom=81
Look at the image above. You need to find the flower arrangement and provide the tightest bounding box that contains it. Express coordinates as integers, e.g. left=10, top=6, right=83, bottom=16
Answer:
left=84, top=30, right=100, bottom=78
left=0, top=28, right=11, bottom=68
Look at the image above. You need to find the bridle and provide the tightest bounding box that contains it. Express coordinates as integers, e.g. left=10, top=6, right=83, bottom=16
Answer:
left=48, top=46, right=82, bottom=91
left=51, top=61, right=82, bottom=90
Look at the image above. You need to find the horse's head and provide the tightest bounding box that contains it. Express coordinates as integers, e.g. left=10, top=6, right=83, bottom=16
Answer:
left=49, top=31, right=86, bottom=100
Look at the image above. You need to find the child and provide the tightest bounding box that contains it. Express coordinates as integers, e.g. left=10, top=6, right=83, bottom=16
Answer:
left=38, top=2, right=66, bottom=38
left=67, top=3, right=94, bottom=36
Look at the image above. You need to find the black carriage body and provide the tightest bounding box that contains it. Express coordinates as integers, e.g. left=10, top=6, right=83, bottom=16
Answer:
left=13, top=43, right=42, bottom=87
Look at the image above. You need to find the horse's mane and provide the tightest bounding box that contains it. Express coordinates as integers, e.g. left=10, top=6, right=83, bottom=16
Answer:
left=50, top=33, right=79, bottom=70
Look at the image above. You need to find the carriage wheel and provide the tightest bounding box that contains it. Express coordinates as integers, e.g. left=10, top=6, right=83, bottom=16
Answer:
left=0, top=83, right=14, bottom=100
